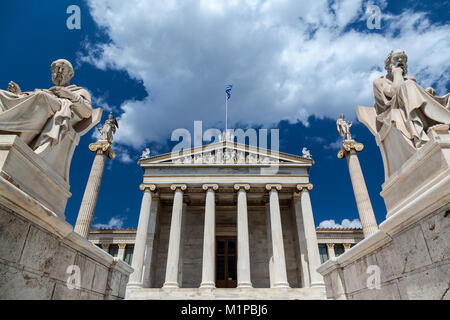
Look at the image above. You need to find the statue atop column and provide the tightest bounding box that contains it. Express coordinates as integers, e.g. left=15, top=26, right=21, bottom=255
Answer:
left=357, top=49, right=450, bottom=178
left=336, top=114, right=352, bottom=141
left=98, top=112, right=118, bottom=143
left=0, top=58, right=102, bottom=181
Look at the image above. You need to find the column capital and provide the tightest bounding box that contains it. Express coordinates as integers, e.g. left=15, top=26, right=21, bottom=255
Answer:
left=202, top=184, right=219, bottom=191
left=326, top=243, right=335, bottom=249
left=296, top=183, right=313, bottom=192
left=337, top=140, right=364, bottom=159
left=118, top=243, right=127, bottom=249
left=89, top=141, right=115, bottom=159
left=265, top=184, right=282, bottom=191
left=139, top=184, right=157, bottom=193
left=170, top=184, right=187, bottom=191
left=234, top=184, right=250, bottom=191
left=343, top=243, right=352, bottom=250
left=101, top=243, right=110, bottom=249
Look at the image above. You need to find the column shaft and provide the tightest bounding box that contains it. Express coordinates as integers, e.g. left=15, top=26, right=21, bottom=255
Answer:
left=200, top=186, right=216, bottom=289
left=327, top=243, right=336, bottom=259
left=163, top=186, right=185, bottom=289
left=128, top=187, right=154, bottom=286
left=346, top=151, right=378, bottom=237
left=236, top=186, right=252, bottom=288
left=142, top=195, right=160, bottom=287
left=296, top=187, right=324, bottom=287
left=268, top=187, right=289, bottom=288
left=74, top=152, right=107, bottom=238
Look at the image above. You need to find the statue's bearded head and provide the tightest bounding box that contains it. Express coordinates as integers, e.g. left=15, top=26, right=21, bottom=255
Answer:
left=51, top=59, right=74, bottom=86
left=385, top=49, right=408, bottom=76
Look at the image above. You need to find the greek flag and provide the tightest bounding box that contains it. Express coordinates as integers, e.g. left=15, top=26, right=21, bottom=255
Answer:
left=225, top=84, right=232, bottom=100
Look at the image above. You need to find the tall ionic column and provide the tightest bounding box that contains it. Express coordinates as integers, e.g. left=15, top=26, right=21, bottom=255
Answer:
left=128, top=184, right=157, bottom=287
left=327, top=243, right=336, bottom=259
left=74, top=141, right=114, bottom=238
left=118, top=243, right=127, bottom=260
left=200, top=184, right=218, bottom=289
left=163, top=184, right=187, bottom=289
left=338, top=141, right=378, bottom=238
left=234, top=184, right=252, bottom=289
left=294, top=183, right=324, bottom=287
left=265, top=184, right=290, bottom=288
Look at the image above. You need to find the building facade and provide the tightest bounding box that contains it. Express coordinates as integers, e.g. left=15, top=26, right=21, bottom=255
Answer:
left=89, top=140, right=363, bottom=299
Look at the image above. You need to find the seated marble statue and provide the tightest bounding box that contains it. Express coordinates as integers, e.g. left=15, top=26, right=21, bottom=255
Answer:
left=373, top=49, right=450, bottom=148
left=0, top=59, right=93, bottom=154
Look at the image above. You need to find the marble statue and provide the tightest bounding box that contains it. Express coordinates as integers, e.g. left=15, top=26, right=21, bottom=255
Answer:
left=336, top=114, right=352, bottom=141
left=98, top=112, right=118, bottom=143
left=373, top=49, right=450, bottom=148
left=0, top=59, right=101, bottom=181
left=302, top=147, right=312, bottom=159
left=140, top=148, right=150, bottom=160
left=356, top=49, right=450, bottom=179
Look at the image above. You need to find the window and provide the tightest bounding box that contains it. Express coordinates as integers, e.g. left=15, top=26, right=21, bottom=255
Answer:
left=124, top=244, right=134, bottom=265
left=334, top=244, right=345, bottom=257
left=108, top=244, right=119, bottom=257
left=318, top=244, right=328, bottom=264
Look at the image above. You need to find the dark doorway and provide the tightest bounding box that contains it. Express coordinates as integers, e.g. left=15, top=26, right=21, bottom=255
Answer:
left=216, top=236, right=237, bottom=288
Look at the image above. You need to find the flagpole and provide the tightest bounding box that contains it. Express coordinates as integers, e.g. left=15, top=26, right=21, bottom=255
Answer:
left=225, top=92, right=228, bottom=134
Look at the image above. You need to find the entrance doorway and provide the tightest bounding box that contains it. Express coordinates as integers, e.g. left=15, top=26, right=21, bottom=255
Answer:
left=216, top=236, right=237, bottom=288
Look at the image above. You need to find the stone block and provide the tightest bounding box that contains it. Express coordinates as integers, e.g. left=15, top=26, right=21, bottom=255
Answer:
left=392, top=224, right=432, bottom=273
left=19, top=226, right=60, bottom=275
left=419, top=206, right=450, bottom=263
left=51, top=282, right=81, bottom=300
left=0, top=206, right=30, bottom=264
left=397, top=262, right=450, bottom=300
left=79, top=290, right=104, bottom=300
left=350, top=282, right=401, bottom=300
left=0, top=262, right=54, bottom=299
left=92, top=263, right=108, bottom=294
left=118, top=274, right=129, bottom=298
left=74, top=254, right=96, bottom=291
left=107, top=269, right=121, bottom=297
left=50, top=244, right=77, bottom=283
left=375, top=243, right=403, bottom=282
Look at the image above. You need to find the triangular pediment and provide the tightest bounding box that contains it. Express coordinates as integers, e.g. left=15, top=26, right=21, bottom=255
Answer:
left=139, top=141, right=313, bottom=166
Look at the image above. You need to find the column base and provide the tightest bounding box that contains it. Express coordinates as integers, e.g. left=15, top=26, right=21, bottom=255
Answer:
left=237, top=282, right=253, bottom=289
left=162, top=282, right=180, bottom=290
left=310, top=281, right=325, bottom=288
left=126, top=282, right=144, bottom=289
left=272, top=282, right=290, bottom=289
left=199, top=282, right=216, bottom=289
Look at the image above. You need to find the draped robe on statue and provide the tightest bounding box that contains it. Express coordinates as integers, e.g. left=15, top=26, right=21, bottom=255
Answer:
left=373, top=76, right=450, bottom=147
left=0, top=84, right=92, bottom=154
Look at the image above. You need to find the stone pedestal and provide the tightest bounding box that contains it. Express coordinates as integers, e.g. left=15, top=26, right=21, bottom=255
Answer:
left=0, top=135, right=71, bottom=219
left=319, top=133, right=450, bottom=300
left=338, top=140, right=378, bottom=238
left=74, top=140, right=114, bottom=238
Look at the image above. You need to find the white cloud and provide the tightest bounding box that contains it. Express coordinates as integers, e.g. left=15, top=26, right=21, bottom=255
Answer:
left=92, top=216, right=126, bottom=229
left=81, top=0, right=450, bottom=149
left=318, top=218, right=362, bottom=229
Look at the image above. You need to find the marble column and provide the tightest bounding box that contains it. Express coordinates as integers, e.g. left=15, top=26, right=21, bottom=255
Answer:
left=338, top=141, right=378, bottom=238
left=234, top=184, right=252, bottom=288
left=101, top=243, right=109, bottom=253
left=327, top=243, right=336, bottom=259
left=343, top=243, right=352, bottom=252
left=118, top=243, right=127, bottom=260
left=163, top=184, right=187, bottom=289
left=74, top=141, right=115, bottom=238
left=142, top=194, right=160, bottom=288
left=295, top=183, right=324, bottom=287
left=128, top=184, right=157, bottom=287
left=265, top=184, right=289, bottom=288
left=200, top=184, right=218, bottom=289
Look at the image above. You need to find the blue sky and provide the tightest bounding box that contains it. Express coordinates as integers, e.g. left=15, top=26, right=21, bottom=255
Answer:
left=1, top=0, right=449, bottom=229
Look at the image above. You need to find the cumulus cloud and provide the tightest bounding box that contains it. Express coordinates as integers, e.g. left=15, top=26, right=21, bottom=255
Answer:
left=318, top=218, right=362, bottom=229
left=81, top=0, right=450, bottom=149
left=92, top=216, right=126, bottom=229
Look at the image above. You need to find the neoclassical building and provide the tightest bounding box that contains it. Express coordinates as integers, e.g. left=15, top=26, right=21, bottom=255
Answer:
left=91, top=139, right=362, bottom=299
